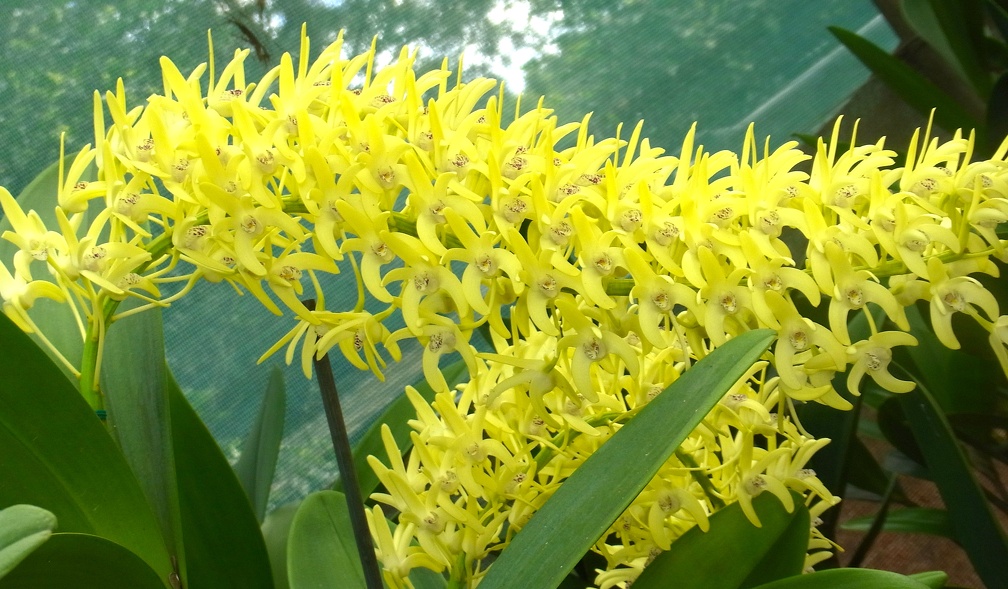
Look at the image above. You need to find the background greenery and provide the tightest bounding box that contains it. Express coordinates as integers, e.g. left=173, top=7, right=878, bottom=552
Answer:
left=0, top=0, right=894, bottom=509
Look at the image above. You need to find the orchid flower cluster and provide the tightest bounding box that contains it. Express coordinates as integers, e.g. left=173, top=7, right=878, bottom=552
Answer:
left=2, top=29, right=1008, bottom=589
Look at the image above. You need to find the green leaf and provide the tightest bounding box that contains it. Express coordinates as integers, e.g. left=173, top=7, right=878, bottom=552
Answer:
left=751, top=568, right=932, bottom=589
left=0, top=312, right=171, bottom=580
left=902, top=0, right=992, bottom=97
left=0, top=533, right=166, bottom=589
left=235, top=368, right=286, bottom=522
left=633, top=491, right=809, bottom=589
left=841, top=507, right=954, bottom=540
left=909, top=571, right=951, bottom=589
left=0, top=157, right=96, bottom=383
left=100, top=302, right=185, bottom=580
left=477, top=329, right=776, bottom=589
left=409, top=568, right=447, bottom=589
left=262, top=504, right=300, bottom=589
left=287, top=490, right=366, bottom=589
left=899, top=376, right=1008, bottom=588
left=829, top=26, right=980, bottom=133
left=0, top=505, right=57, bottom=579
left=336, top=358, right=468, bottom=497
left=168, top=371, right=274, bottom=589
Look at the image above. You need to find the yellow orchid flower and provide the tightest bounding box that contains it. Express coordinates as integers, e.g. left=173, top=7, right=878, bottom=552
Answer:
left=846, top=331, right=918, bottom=394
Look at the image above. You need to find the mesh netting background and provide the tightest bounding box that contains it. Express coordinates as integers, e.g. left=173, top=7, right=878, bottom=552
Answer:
left=0, top=0, right=895, bottom=510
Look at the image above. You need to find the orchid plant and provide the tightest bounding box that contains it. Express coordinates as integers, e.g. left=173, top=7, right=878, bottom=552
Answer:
left=2, top=26, right=1008, bottom=589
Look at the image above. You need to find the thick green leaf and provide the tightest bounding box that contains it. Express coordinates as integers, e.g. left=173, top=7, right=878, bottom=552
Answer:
left=262, top=503, right=299, bottom=589
left=100, top=302, right=185, bottom=581
left=0, top=312, right=171, bottom=580
left=829, top=26, right=980, bottom=133
left=909, top=570, right=951, bottom=589
left=902, top=0, right=991, bottom=96
left=235, top=367, right=286, bottom=522
left=0, top=505, right=56, bottom=579
left=841, top=507, right=954, bottom=540
left=287, top=490, right=366, bottom=589
left=899, top=379, right=1008, bottom=588
left=0, top=157, right=95, bottom=382
left=336, top=358, right=468, bottom=497
left=477, top=329, right=776, bottom=589
left=0, top=533, right=166, bottom=589
left=633, top=491, right=808, bottom=589
left=751, top=568, right=932, bottom=589
left=168, top=371, right=274, bottom=589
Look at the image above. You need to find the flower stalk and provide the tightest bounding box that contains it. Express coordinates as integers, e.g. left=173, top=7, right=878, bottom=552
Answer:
left=307, top=299, right=384, bottom=589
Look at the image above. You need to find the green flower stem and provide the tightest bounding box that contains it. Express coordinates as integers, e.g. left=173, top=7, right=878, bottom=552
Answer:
left=446, top=553, right=468, bottom=589
left=76, top=210, right=195, bottom=409
left=78, top=320, right=103, bottom=413
left=305, top=298, right=384, bottom=589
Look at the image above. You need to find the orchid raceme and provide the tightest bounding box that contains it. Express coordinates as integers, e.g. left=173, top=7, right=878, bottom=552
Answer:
left=4, top=27, right=1008, bottom=588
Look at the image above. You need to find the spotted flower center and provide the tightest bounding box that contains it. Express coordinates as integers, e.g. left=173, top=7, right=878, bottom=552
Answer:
left=240, top=215, right=261, bottom=235
left=475, top=254, right=496, bottom=276
left=593, top=253, right=613, bottom=275
left=788, top=328, right=809, bottom=352
left=651, top=290, right=671, bottom=311
left=942, top=289, right=966, bottom=312
left=763, top=273, right=783, bottom=291
left=538, top=274, right=558, bottom=297
left=376, top=166, right=395, bottom=187
left=720, top=292, right=738, bottom=314
left=657, top=491, right=680, bottom=513
left=503, top=156, right=527, bottom=179
left=413, top=271, right=439, bottom=293
left=427, top=330, right=455, bottom=353
left=278, top=265, right=302, bottom=283
left=758, top=209, right=781, bottom=235
left=256, top=150, right=276, bottom=174
left=619, top=208, right=643, bottom=232
left=503, top=198, right=528, bottom=222
left=582, top=337, right=606, bottom=360
left=863, top=348, right=888, bottom=371
left=845, top=286, right=863, bottom=307
left=428, top=200, right=446, bottom=222
left=833, top=184, right=858, bottom=206
left=27, top=239, right=48, bottom=261
left=653, top=221, right=679, bottom=246
left=82, top=246, right=107, bottom=272
left=744, top=475, right=767, bottom=496
left=550, top=221, right=573, bottom=246
left=371, top=241, right=394, bottom=262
